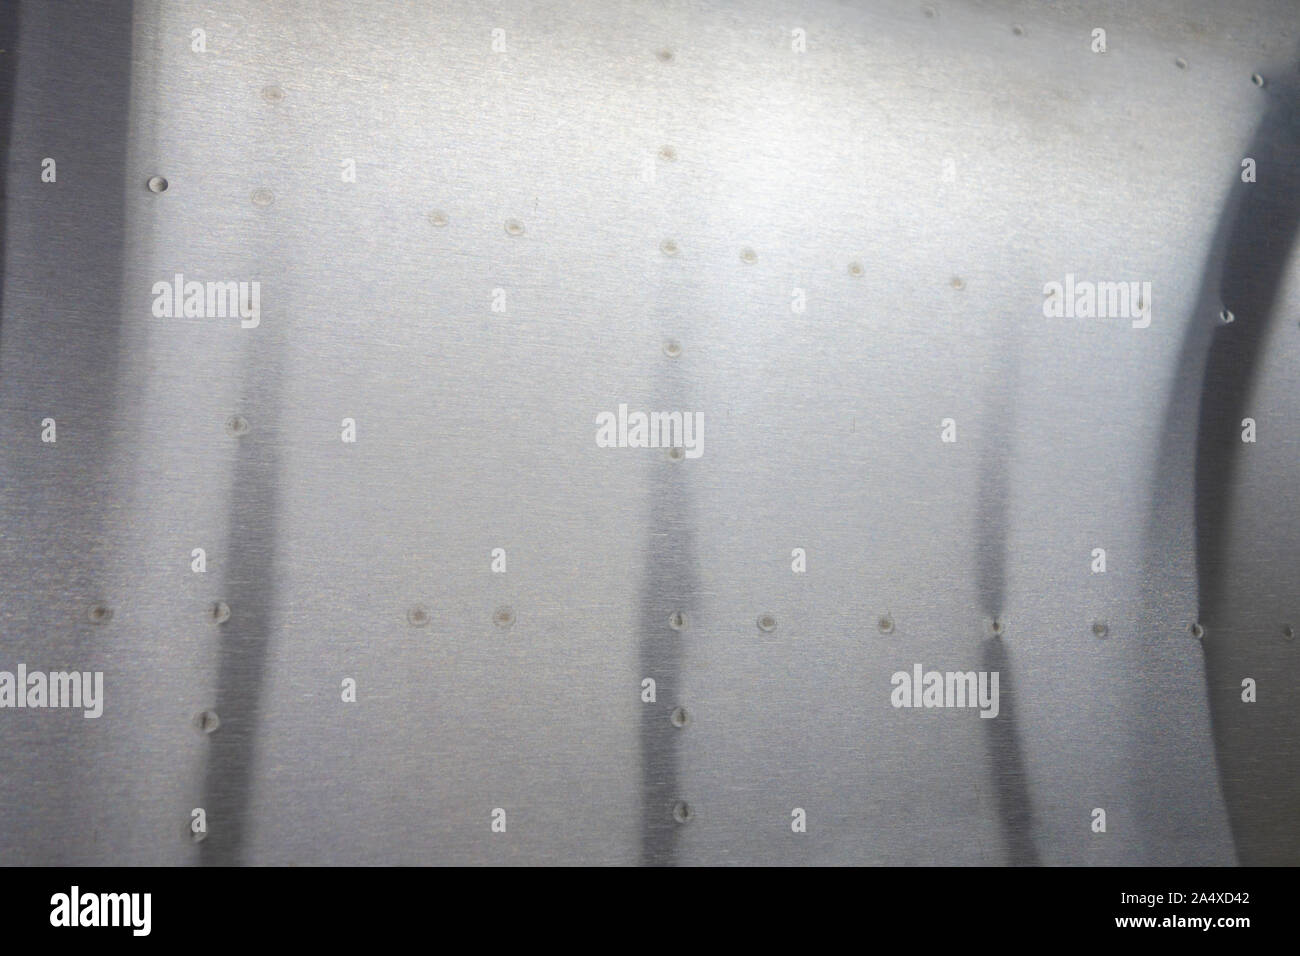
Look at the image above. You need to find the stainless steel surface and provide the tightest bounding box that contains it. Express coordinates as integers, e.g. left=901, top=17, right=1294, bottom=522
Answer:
left=1, top=0, right=1297, bottom=865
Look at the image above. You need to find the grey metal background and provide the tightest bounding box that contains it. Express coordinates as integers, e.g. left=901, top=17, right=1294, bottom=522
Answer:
left=0, top=0, right=1297, bottom=865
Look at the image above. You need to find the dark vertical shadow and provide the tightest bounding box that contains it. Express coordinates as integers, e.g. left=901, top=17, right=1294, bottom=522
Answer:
left=636, top=448, right=695, bottom=866
left=979, top=635, right=1037, bottom=864
left=1141, top=55, right=1300, bottom=864
left=974, top=354, right=1040, bottom=865
left=0, top=0, right=135, bottom=861
left=0, top=0, right=135, bottom=467
left=159, top=0, right=291, bottom=862
left=197, top=396, right=282, bottom=865
left=1193, top=80, right=1300, bottom=620
left=1191, top=66, right=1300, bottom=865
left=0, top=2, right=18, bottom=330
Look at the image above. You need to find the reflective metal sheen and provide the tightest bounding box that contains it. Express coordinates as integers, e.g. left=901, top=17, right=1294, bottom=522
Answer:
left=1, top=0, right=1298, bottom=865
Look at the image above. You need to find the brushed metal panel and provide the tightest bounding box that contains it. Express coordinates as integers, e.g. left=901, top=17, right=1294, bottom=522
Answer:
left=0, top=0, right=1297, bottom=865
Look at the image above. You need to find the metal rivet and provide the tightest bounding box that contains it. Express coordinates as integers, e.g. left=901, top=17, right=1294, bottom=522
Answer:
left=88, top=604, right=112, bottom=625
left=147, top=176, right=168, bottom=193
left=739, top=247, right=757, bottom=264
left=848, top=261, right=864, bottom=277
left=1011, top=24, right=1024, bottom=36
left=210, top=601, right=231, bottom=625
left=1220, top=308, right=1235, bottom=324
left=1092, top=621, right=1109, bottom=639
left=407, top=605, right=430, bottom=627
left=660, top=238, right=679, bottom=257
left=225, top=415, right=250, bottom=438
left=990, top=617, right=1005, bottom=637
left=670, top=706, right=689, bottom=728
left=757, top=612, right=777, bottom=633
left=250, top=187, right=274, bottom=208
left=878, top=613, right=895, bottom=634
left=428, top=210, right=449, bottom=227
left=1175, top=57, right=1188, bottom=70
left=1283, top=624, right=1295, bottom=641
left=1189, top=621, right=1205, bottom=640
left=656, top=48, right=674, bottom=62
left=1252, top=72, right=1265, bottom=88
left=194, top=710, right=220, bottom=734
left=658, top=145, right=677, bottom=162
left=951, top=276, right=966, bottom=290
left=261, top=85, right=284, bottom=103
left=667, top=446, right=685, bottom=461
left=664, top=339, right=682, bottom=358
left=672, top=800, right=693, bottom=824
left=668, top=610, right=688, bottom=631
left=493, top=605, right=515, bottom=628
left=504, top=219, right=524, bottom=236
